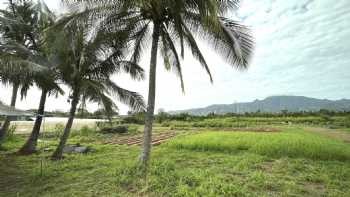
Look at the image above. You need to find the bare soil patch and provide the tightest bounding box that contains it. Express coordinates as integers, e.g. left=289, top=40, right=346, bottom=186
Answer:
left=303, top=182, right=326, bottom=196
left=304, top=127, right=350, bottom=144
left=104, top=131, right=179, bottom=146
left=103, top=127, right=281, bottom=146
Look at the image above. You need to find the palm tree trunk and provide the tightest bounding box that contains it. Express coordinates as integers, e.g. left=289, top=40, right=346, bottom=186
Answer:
left=51, top=89, right=80, bottom=160
left=9, top=0, right=16, bottom=15
left=140, top=24, right=160, bottom=169
left=18, top=89, right=48, bottom=155
left=0, top=83, right=19, bottom=143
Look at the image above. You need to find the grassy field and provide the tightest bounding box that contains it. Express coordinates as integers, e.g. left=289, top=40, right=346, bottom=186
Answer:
left=1, top=125, right=350, bottom=197
left=167, top=129, right=350, bottom=161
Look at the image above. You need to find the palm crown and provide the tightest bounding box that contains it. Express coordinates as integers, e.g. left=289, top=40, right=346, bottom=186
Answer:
left=0, top=0, right=61, bottom=98
left=48, top=21, right=146, bottom=115
left=64, top=0, right=253, bottom=78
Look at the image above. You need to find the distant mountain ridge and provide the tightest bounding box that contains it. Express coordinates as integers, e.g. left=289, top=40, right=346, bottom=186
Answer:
left=170, top=96, right=350, bottom=115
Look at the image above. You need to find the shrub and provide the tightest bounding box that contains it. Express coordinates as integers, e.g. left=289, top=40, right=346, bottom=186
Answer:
left=345, top=116, right=350, bottom=128
left=121, top=113, right=145, bottom=124
left=6, top=125, right=17, bottom=140
left=161, top=121, right=171, bottom=127
left=100, top=125, right=129, bottom=134
left=45, top=123, right=64, bottom=139
left=128, top=125, right=139, bottom=133
left=156, top=112, right=170, bottom=123
left=71, top=126, right=96, bottom=137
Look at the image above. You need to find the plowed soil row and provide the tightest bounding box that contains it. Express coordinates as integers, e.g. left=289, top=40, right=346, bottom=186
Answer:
left=105, top=132, right=178, bottom=146
left=104, top=127, right=281, bottom=146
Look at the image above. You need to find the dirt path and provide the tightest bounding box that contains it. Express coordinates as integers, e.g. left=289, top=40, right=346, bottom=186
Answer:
left=304, top=127, right=350, bottom=144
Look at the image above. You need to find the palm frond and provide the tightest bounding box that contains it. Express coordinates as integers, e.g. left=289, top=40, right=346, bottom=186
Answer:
left=104, top=79, right=146, bottom=112
left=180, top=20, right=214, bottom=82
left=160, top=25, right=185, bottom=92
left=183, top=12, right=254, bottom=69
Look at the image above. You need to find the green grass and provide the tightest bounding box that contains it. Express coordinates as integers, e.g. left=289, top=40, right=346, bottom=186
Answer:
left=161, top=115, right=350, bottom=129
left=167, top=129, right=350, bottom=161
left=1, top=126, right=350, bottom=196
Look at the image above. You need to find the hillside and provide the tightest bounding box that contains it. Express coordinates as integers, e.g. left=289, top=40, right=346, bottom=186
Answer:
left=171, top=96, right=350, bottom=115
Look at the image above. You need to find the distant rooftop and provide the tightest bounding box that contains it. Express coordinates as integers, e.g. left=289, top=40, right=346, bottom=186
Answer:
left=0, top=103, right=33, bottom=117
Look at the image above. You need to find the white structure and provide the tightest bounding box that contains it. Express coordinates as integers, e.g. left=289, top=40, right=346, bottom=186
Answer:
left=0, top=103, right=32, bottom=117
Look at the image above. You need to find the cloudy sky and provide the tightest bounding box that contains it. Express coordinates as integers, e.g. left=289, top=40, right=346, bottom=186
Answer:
left=0, top=0, right=349, bottom=114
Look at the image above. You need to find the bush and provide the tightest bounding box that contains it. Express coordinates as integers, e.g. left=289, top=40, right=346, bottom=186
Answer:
left=127, top=125, right=139, bottom=134
left=45, top=123, right=64, bottom=139
left=100, top=125, right=128, bottom=134
left=6, top=125, right=17, bottom=140
left=71, top=126, right=96, bottom=137
left=97, top=121, right=134, bottom=134
left=345, top=116, right=350, bottom=128
left=121, top=113, right=145, bottom=124
left=156, top=112, right=170, bottom=123
left=161, top=121, right=171, bottom=127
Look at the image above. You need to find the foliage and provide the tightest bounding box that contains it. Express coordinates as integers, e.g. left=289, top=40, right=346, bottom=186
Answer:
left=121, top=112, right=145, bottom=124
left=100, top=125, right=129, bottom=134
left=47, top=19, right=146, bottom=116
left=155, top=111, right=170, bottom=124
left=63, top=0, right=254, bottom=88
left=97, top=121, right=140, bottom=134
left=48, top=123, right=64, bottom=139
left=71, top=126, right=97, bottom=137
left=154, top=111, right=350, bottom=129
left=0, top=0, right=62, bottom=97
left=6, top=125, right=17, bottom=140
left=345, top=116, right=350, bottom=128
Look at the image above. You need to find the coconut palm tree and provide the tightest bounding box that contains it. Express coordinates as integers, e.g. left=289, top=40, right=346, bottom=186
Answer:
left=14, top=49, right=64, bottom=154
left=62, top=0, right=254, bottom=169
left=16, top=1, right=65, bottom=155
left=0, top=0, right=63, bottom=151
left=0, top=0, right=48, bottom=142
left=0, top=0, right=30, bottom=142
left=49, top=20, right=146, bottom=160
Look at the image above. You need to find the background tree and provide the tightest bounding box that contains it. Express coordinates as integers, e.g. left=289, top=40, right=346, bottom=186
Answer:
left=156, top=108, right=169, bottom=124
left=63, top=0, right=254, bottom=170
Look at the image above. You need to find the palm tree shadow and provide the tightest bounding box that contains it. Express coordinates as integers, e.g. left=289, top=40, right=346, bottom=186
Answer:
left=0, top=154, right=29, bottom=195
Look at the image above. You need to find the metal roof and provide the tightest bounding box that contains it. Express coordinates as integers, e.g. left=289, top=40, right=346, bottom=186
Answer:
left=0, top=103, right=33, bottom=116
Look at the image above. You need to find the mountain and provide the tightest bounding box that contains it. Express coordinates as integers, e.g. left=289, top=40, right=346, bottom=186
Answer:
left=170, top=96, right=350, bottom=115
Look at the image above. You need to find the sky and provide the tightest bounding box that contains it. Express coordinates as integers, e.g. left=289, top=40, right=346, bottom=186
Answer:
left=0, top=0, right=350, bottom=114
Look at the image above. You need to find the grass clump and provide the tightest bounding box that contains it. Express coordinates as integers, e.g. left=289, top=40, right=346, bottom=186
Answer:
left=167, top=130, right=350, bottom=161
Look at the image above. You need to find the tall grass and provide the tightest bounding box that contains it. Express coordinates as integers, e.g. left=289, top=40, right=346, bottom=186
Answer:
left=167, top=130, right=350, bottom=161
left=161, top=116, right=350, bottom=129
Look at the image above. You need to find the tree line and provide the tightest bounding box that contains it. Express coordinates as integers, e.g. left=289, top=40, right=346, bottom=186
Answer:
left=123, top=109, right=350, bottom=125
